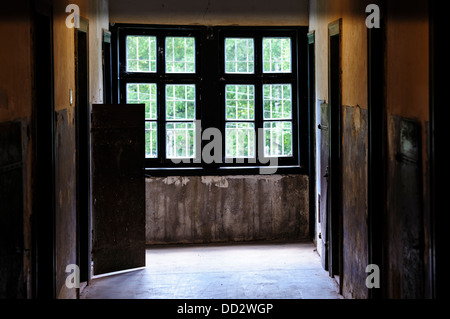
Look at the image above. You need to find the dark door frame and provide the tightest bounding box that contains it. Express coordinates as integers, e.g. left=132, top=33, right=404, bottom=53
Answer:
left=32, top=0, right=56, bottom=299
left=429, top=0, right=444, bottom=300
left=327, top=19, right=343, bottom=292
left=75, top=17, right=91, bottom=286
left=102, top=29, right=113, bottom=105
left=367, top=14, right=385, bottom=299
left=307, top=31, right=316, bottom=240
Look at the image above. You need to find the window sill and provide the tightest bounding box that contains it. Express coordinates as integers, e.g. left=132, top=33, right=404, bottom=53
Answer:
left=143, top=165, right=307, bottom=177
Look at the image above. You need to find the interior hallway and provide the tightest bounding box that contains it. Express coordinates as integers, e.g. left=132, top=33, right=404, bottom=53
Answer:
left=80, top=242, right=342, bottom=299
left=0, top=0, right=443, bottom=300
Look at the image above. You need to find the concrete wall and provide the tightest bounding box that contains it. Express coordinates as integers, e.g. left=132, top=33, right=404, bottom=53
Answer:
left=146, top=175, right=309, bottom=244
left=109, top=0, right=309, bottom=26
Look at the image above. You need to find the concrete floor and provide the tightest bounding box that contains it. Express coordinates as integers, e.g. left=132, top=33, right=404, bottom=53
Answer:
left=80, top=242, right=342, bottom=299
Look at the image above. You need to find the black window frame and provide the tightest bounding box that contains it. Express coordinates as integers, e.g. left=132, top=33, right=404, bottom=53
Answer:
left=111, top=24, right=309, bottom=176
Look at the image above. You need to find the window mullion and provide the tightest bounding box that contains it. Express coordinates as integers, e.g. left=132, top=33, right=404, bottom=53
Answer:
left=158, top=82, right=165, bottom=164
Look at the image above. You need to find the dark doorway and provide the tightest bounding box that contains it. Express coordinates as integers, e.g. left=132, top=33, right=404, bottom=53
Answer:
left=327, top=19, right=343, bottom=290
left=102, top=30, right=113, bottom=105
left=32, top=4, right=56, bottom=299
left=75, top=18, right=91, bottom=285
left=367, top=19, right=385, bottom=299
left=429, top=0, right=445, bottom=300
left=307, top=31, right=316, bottom=240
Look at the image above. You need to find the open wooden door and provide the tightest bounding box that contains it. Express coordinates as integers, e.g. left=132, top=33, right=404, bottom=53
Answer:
left=91, top=104, right=145, bottom=275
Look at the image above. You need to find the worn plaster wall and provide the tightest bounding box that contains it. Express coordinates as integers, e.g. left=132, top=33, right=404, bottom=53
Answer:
left=0, top=0, right=109, bottom=299
left=309, top=0, right=372, bottom=299
left=146, top=175, right=309, bottom=245
left=341, top=104, right=368, bottom=298
left=310, top=0, right=430, bottom=299
left=384, top=0, right=429, bottom=299
left=52, top=0, right=109, bottom=299
left=0, top=1, right=34, bottom=298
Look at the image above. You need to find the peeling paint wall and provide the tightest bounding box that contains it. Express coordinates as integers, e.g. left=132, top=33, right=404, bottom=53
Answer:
left=341, top=104, right=368, bottom=298
left=146, top=175, right=309, bottom=245
left=54, top=109, right=77, bottom=299
left=309, top=0, right=372, bottom=299
left=386, top=115, right=424, bottom=298
left=310, top=0, right=430, bottom=299
left=0, top=1, right=34, bottom=298
left=385, top=0, right=429, bottom=299
left=0, top=0, right=109, bottom=299
left=52, top=0, right=109, bottom=299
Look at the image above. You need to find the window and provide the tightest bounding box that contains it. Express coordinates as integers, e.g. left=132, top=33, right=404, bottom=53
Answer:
left=114, top=25, right=308, bottom=175
left=225, top=84, right=255, bottom=158
left=262, top=84, right=293, bottom=157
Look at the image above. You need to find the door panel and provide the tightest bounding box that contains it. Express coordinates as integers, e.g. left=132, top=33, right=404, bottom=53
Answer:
left=91, top=104, right=145, bottom=275
left=319, top=101, right=329, bottom=270
left=0, top=122, right=24, bottom=298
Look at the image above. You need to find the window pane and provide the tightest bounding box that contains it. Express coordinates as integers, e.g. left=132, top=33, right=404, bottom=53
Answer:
left=126, top=36, right=157, bottom=72
left=166, top=85, right=196, bottom=120
left=263, top=84, right=292, bottom=120
left=166, top=122, right=196, bottom=158
left=225, top=122, right=255, bottom=158
left=225, top=38, right=254, bottom=74
left=127, top=83, right=157, bottom=120
left=145, top=122, right=158, bottom=158
left=263, top=38, right=291, bottom=73
left=165, top=37, right=196, bottom=73
left=264, top=121, right=293, bottom=157
left=225, top=85, right=254, bottom=121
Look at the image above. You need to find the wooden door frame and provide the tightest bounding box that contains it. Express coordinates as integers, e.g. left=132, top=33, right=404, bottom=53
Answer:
left=327, top=19, right=343, bottom=292
left=31, top=0, right=56, bottom=299
left=102, top=30, right=113, bottom=105
left=307, top=30, right=316, bottom=240
left=367, top=14, right=386, bottom=299
left=429, top=0, right=445, bottom=299
left=74, top=17, right=91, bottom=286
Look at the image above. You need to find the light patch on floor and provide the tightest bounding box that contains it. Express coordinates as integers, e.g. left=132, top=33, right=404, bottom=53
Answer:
left=80, top=242, right=342, bottom=299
